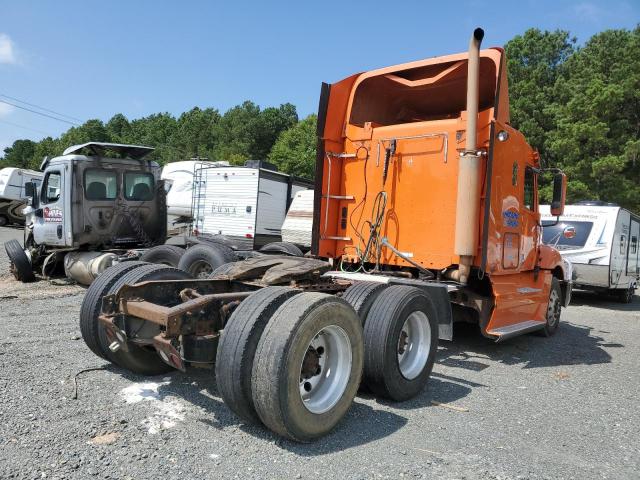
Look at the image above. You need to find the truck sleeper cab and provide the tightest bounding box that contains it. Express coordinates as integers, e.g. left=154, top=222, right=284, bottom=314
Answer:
left=78, top=29, right=570, bottom=442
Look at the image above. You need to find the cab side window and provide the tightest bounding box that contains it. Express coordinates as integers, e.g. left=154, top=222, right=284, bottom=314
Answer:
left=42, top=171, right=61, bottom=204
left=523, top=167, right=535, bottom=211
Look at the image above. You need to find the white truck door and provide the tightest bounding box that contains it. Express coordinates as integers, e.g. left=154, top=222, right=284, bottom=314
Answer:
left=33, top=169, right=67, bottom=246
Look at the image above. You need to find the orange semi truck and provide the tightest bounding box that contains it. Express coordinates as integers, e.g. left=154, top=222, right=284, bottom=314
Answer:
left=79, top=28, right=572, bottom=442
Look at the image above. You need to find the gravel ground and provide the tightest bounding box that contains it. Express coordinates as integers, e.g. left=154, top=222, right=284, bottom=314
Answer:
left=0, top=226, right=638, bottom=479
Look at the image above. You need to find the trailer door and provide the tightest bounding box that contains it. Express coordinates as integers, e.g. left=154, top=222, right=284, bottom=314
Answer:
left=627, top=219, right=639, bottom=277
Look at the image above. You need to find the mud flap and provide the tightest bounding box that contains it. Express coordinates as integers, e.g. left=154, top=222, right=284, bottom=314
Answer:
left=418, top=283, right=453, bottom=340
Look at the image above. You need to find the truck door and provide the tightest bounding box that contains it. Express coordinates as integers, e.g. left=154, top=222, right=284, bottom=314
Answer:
left=33, top=169, right=67, bottom=246
left=627, top=219, right=639, bottom=278
left=519, top=165, right=539, bottom=271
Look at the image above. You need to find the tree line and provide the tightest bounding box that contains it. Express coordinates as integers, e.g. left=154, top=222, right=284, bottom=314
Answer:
left=2, top=26, right=639, bottom=211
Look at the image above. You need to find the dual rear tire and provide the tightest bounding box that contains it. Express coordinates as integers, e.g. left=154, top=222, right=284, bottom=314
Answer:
left=79, top=262, right=192, bottom=375
left=217, top=289, right=364, bottom=442
left=217, top=283, right=438, bottom=440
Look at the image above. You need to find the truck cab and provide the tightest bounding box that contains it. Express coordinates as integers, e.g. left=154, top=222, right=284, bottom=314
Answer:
left=24, top=142, right=166, bottom=251
left=3, top=142, right=169, bottom=282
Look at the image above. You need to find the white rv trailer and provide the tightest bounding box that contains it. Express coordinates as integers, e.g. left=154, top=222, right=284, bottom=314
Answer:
left=0, top=167, right=44, bottom=226
left=540, top=202, right=639, bottom=302
left=161, top=160, right=229, bottom=233
left=191, top=163, right=312, bottom=250
left=281, top=189, right=314, bottom=249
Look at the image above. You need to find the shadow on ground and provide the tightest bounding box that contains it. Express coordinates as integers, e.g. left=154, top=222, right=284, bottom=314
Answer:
left=104, top=362, right=472, bottom=454
left=437, top=320, right=615, bottom=371
left=569, top=290, right=639, bottom=312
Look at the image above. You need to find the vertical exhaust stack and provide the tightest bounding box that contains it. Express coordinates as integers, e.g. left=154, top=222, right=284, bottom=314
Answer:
left=453, top=27, right=484, bottom=284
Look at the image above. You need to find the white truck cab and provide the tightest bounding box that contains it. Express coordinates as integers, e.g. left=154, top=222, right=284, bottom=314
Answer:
left=6, top=142, right=167, bottom=283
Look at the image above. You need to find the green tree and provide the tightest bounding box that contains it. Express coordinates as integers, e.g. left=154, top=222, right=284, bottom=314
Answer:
left=548, top=26, right=640, bottom=210
left=214, top=101, right=298, bottom=163
left=58, top=119, right=112, bottom=149
left=505, top=28, right=576, bottom=162
left=106, top=113, right=133, bottom=143
left=1, top=139, right=37, bottom=169
left=128, top=113, right=178, bottom=164
left=268, top=114, right=317, bottom=179
left=171, top=107, right=220, bottom=160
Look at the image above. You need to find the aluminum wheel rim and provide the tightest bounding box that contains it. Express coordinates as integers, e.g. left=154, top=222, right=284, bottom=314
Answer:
left=397, top=311, right=431, bottom=380
left=547, top=289, right=561, bottom=327
left=299, top=325, right=352, bottom=414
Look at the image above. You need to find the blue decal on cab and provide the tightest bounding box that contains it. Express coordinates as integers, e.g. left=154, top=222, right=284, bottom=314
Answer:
left=502, top=209, right=519, bottom=228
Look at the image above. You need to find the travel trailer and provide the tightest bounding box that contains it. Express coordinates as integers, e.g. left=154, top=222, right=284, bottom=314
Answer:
left=161, top=160, right=229, bottom=234
left=281, top=189, right=314, bottom=250
left=0, top=167, right=44, bottom=226
left=191, top=162, right=312, bottom=250
left=541, top=202, right=639, bottom=302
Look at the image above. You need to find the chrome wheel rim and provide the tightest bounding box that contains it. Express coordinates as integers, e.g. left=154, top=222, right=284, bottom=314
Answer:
left=547, top=289, right=561, bottom=327
left=397, top=311, right=431, bottom=380
left=299, top=325, right=352, bottom=414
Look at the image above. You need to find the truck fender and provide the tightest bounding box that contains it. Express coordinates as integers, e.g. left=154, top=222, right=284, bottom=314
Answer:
left=538, top=244, right=572, bottom=307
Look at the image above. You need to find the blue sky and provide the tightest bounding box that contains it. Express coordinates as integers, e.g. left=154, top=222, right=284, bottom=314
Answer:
left=1, top=0, right=638, bottom=155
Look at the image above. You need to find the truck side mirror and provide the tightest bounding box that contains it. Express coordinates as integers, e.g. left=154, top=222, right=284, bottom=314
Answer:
left=550, top=173, right=566, bottom=216
left=24, top=181, right=39, bottom=208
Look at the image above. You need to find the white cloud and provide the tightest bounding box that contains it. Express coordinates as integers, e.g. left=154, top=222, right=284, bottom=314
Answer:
left=0, top=33, right=17, bottom=64
left=0, top=102, right=15, bottom=117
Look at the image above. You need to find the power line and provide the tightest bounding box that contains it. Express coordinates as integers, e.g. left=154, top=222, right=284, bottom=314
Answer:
left=0, top=93, right=84, bottom=123
left=0, top=119, right=52, bottom=136
left=0, top=99, right=81, bottom=126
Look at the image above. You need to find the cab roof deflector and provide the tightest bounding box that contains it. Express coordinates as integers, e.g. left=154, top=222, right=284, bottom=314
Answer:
left=62, top=142, right=155, bottom=160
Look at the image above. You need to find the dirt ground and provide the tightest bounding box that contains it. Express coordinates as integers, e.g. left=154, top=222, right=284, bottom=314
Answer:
left=0, top=226, right=638, bottom=479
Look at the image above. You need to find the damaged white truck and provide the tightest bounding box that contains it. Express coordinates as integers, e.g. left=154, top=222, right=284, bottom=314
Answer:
left=4, top=142, right=168, bottom=284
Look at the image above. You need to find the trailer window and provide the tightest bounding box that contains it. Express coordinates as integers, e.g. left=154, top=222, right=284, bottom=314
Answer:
left=41, top=171, right=61, bottom=204
left=84, top=169, right=117, bottom=200
left=620, top=235, right=626, bottom=254
left=631, top=236, right=638, bottom=255
left=124, top=172, right=154, bottom=201
left=542, top=221, right=593, bottom=249
left=524, top=167, right=535, bottom=210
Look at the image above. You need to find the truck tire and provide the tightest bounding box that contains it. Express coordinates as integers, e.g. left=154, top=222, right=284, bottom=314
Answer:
left=617, top=285, right=635, bottom=304
left=99, top=264, right=193, bottom=375
left=4, top=239, right=35, bottom=283
left=259, top=242, right=303, bottom=257
left=341, top=282, right=387, bottom=324
left=208, top=262, right=236, bottom=278
left=80, top=261, right=150, bottom=359
left=139, top=245, right=185, bottom=267
left=0, top=215, right=7, bottom=227
left=363, top=285, right=438, bottom=401
left=216, top=287, right=301, bottom=424
left=252, top=293, right=363, bottom=442
left=178, top=243, right=237, bottom=278
left=538, top=277, right=562, bottom=336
